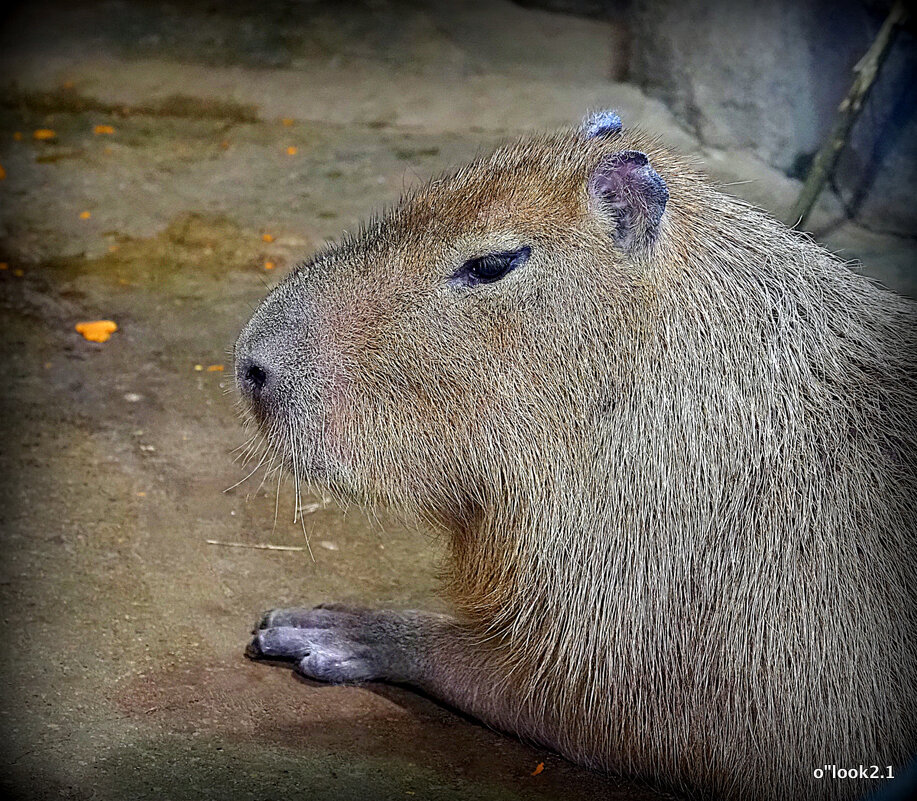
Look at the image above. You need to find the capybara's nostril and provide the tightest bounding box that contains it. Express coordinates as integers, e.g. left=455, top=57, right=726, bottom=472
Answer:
left=246, top=362, right=268, bottom=392
left=238, top=357, right=270, bottom=399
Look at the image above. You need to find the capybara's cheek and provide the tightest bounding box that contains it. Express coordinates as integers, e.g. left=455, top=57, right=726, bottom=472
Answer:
left=315, top=378, right=355, bottom=470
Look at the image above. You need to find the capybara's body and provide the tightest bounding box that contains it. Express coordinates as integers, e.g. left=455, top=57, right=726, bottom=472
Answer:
left=237, top=112, right=916, bottom=800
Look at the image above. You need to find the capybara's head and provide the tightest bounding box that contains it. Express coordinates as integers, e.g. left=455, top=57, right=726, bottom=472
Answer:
left=234, top=112, right=674, bottom=522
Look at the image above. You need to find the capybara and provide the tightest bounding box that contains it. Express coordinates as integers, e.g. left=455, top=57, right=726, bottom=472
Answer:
left=237, top=111, right=916, bottom=800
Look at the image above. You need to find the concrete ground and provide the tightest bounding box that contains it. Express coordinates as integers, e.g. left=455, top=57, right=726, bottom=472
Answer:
left=0, top=2, right=913, bottom=800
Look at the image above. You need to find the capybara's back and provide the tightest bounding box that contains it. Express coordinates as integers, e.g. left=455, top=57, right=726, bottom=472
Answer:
left=238, top=112, right=917, bottom=800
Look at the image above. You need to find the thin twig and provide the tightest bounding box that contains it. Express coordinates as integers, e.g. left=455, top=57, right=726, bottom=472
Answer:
left=205, top=539, right=306, bottom=552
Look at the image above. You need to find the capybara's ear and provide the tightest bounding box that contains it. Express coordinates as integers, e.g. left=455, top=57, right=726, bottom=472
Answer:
left=581, top=109, right=622, bottom=139
left=588, top=150, right=668, bottom=252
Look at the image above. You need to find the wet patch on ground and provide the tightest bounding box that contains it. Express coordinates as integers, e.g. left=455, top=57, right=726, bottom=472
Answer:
left=1, top=87, right=259, bottom=123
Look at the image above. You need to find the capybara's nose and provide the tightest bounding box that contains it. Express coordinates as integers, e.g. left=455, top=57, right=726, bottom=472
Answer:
left=237, top=356, right=272, bottom=403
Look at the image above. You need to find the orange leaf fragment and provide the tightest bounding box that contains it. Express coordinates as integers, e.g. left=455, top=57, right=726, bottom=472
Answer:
left=286, top=146, right=297, bottom=156
left=206, top=364, right=224, bottom=372
left=75, top=320, right=118, bottom=343
left=0, top=262, right=8, bottom=270
left=79, top=210, right=91, bottom=219
left=0, top=163, right=5, bottom=180
left=531, top=763, right=544, bottom=776
left=261, top=233, right=274, bottom=243
left=33, top=129, right=56, bottom=140
left=264, top=261, right=275, bottom=270
left=282, top=118, right=294, bottom=126
left=94, top=124, right=115, bottom=135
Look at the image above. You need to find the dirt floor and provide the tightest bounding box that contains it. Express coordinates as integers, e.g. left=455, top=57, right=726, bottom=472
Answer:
left=0, top=2, right=914, bottom=800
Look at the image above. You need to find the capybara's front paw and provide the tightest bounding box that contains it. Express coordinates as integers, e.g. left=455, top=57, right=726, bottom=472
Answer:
left=246, top=605, right=412, bottom=684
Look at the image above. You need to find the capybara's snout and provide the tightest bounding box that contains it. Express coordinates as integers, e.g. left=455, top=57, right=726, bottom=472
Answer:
left=233, top=312, right=284, bottom=424
left=234, top=276, right=315, bottom=427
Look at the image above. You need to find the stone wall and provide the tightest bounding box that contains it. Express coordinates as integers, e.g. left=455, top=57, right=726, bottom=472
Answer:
left=627, top=0, right=917, bottom=234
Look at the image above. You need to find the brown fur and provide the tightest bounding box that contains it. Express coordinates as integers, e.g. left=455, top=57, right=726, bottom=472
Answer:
left=236, top=123, right=917, bottom=800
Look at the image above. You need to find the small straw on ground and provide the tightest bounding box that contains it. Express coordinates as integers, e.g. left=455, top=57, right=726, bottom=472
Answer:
left=205, top=539, right=306, bottom=552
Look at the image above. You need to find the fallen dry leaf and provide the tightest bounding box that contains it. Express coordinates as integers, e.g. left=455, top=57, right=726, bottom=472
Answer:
left=261, top=233, right=274, bottom=243
left=531, top=762, right=544, bottom=776
left=79, top=210, right=91, bottom=219
left=0, top=263, right=8, bottom=270
left=207, top=364, right=224, bottom=372
left=75, top=320, right=118, bottom=343
left=33, top=129, right=56, bottom=140
left=282, top=118, right=294, bottom=126
left=0, top=163, right=6, bottom=180
left=286, top=146, right=297, bottom=156
left=264, top=260, right=275, bottom=270
left=93, top=124, right=115, bottom=135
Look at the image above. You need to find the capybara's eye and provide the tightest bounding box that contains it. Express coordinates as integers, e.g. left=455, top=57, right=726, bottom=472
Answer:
left=452, top=246, right=531, bottom=288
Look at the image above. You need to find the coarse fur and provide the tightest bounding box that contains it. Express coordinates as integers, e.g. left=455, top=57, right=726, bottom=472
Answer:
left=235, top=120, right=917, bottom=800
